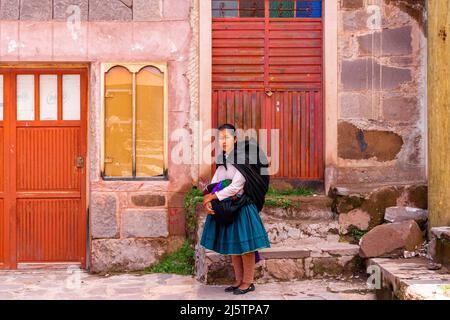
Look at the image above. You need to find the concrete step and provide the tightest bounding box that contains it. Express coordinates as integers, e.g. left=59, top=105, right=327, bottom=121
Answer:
left=367, top=257, right=450, bottom=300
left=195, top=241, right=362, bottom=285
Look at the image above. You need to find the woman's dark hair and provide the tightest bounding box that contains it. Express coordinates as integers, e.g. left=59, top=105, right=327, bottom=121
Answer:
left=217, top=123, right=236, bottom=136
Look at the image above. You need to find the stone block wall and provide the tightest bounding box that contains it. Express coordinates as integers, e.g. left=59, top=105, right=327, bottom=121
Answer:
left=0, top=0, right=190, bottom=21
left=336, top=0, right=427, bottom=185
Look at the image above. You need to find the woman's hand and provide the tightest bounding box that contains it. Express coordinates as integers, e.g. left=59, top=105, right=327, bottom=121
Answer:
left=203, top=193, right=217, bottom=205
left=203, top=193, right=218, bottom=215
left=205, top=201, right=215, bottom=215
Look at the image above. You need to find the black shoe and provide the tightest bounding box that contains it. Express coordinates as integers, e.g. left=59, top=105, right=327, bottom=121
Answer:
left=233, top=283, right=255, bottom=295
left=224, top=285, right=240, bottom=292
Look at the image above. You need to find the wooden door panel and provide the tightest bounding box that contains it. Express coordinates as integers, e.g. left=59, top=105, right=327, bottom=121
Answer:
left=16, top=127, right=81, bottom=191
left=268, top=90, right=323, bottom=179
left=16, top=199, right=82, bottom=262
left=0, top=73, right=5, bottom=266
left=1, top=68, right=87, bottom=269
left=0, top=127, right=3, bottom=193
left=0, top=199, right=4, bottom=264
left=211, top=90, right=323, bottom=179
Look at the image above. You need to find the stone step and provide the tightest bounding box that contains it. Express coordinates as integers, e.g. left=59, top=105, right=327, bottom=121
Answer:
left=195, top=195, right=338, bottom=246
left=196, top=210, right=339, bottom=247
left=195, top=241, right=362, bottom=285
left=367, top=257, right=450, bottom=300
left=264, top=218, right=340, bottom=246
left=262, top=195, right=334, bottom=221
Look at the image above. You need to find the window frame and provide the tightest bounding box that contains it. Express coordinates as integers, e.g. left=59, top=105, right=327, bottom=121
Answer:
left=100, top=62, right=169, bottom=181
left=211, top=0, right=323, bottom=18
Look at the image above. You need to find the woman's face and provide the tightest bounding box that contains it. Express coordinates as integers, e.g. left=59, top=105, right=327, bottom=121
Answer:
left=218, top=129, right=236, bottom=154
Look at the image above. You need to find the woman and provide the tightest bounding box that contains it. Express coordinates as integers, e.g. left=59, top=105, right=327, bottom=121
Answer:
left=200, top=123, right=271, bottom=295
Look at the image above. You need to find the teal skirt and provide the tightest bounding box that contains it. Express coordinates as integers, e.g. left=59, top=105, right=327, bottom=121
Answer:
left=200, top=202, right=271, bottom=255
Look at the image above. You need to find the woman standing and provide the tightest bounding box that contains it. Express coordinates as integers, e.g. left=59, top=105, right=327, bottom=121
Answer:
left=200, top=123, right=271, bottom=295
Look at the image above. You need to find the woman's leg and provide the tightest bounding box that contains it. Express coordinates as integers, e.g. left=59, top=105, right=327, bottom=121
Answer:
left=240, top=251, right=256, bottom=289
left=231, top=255, right=243, bottom=287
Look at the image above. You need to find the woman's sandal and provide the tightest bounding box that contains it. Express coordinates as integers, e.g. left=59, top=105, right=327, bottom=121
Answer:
left=224, top=284, right=241, bottom=292
left=233, top=283, right=255, bottom=295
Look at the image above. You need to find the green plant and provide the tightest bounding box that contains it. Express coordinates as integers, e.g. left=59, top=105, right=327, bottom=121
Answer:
left=347, top=225, right=368, bottom=241
left=267, top=187, right=315, bottom=197
left=265, top=197, right=292, bottom=209
left=183, top=187, right=204, bottom=243
left=144, top=240, right=195, bottom=276
left=439, top=284, right=450, bottom=295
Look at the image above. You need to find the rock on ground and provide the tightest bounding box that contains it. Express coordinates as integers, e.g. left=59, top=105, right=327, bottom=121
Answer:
left=359, top=220, right=424, bottom=258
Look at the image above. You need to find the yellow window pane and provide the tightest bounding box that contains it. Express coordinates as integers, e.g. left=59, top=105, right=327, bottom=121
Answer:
left=136, top=66, right=164, bottom=177
left=104, top=66, right=133, bottom=177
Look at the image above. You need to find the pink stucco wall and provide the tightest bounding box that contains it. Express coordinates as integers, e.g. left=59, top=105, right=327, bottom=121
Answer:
left=0, top=3, right=197, bottom=271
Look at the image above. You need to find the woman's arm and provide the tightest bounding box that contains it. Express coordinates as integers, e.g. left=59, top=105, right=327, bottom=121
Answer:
left=215, top=166, right=246, bottom=201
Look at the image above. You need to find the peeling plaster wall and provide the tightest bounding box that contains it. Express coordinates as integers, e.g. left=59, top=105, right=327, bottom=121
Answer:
left=0, top=0, right=199, bottom=272
left=337, top=0, right=427, bottom=186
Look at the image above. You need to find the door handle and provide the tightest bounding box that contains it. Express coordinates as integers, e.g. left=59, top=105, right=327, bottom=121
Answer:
left=265, top=90, right=273, bottom=97
left=76, top=156, right=85, bottom=169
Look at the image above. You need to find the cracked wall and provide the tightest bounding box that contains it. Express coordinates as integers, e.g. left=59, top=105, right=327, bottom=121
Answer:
left=337, top=0, right=427, bottom=185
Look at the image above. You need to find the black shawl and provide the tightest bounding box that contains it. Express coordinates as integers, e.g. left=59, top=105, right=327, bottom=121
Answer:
left=216, top=139, right=270, bottom=212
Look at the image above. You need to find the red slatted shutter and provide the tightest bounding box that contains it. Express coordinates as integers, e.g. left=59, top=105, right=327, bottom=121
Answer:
left=212, top=0, right=324, bottom=181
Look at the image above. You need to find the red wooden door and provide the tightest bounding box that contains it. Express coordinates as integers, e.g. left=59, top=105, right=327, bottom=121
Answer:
left=212, top=0, right=324, bottom=181
left=0, top=68, right=87, bottom=269
left=0, top=71, right=8, bottom=269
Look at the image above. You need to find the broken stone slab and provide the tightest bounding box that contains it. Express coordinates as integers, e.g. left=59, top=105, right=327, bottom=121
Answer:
left=339, top=208, right=370, bottom=234
left=428, top=227, right=450, bottom=269
left=359, top=220, right=424, bottom=258
left=384, top=206, right=428, bottom=225
left=431, top=227, right=450, bottom=241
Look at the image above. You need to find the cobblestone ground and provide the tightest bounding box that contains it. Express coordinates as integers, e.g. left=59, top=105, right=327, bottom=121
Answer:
left=0, top=270, right=376, bottom=300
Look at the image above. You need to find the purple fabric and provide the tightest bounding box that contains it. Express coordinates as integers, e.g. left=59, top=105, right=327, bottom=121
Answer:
left=255, top=250, right=260, bottom=263
left=210, top=179, right=232, bottom=195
